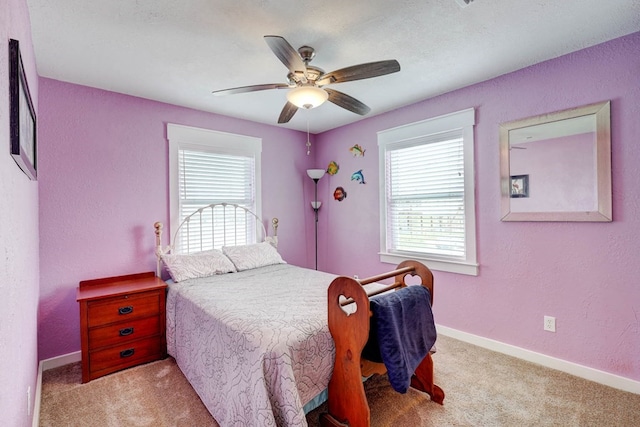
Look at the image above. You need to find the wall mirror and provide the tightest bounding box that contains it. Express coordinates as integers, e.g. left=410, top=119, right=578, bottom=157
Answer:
left=499, top=101, right=611, bottom=222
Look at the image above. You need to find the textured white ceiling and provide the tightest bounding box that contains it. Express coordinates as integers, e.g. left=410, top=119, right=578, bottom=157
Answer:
left=27, top=0, right=640, bottom=133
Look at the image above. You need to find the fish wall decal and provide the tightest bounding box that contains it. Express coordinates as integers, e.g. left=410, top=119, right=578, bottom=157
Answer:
left=351, top=170, right=366, bottom=184
left=349, top=144, right=366, bottom=157
left=327, top=161, right=339, bottom=175
left=333, top=187, right=347, bottom=201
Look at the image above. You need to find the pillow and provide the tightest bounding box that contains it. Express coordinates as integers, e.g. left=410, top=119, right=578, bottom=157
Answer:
left=161, top=249, right=236, bottom=282
left=222, top=242, right=286, bottom=271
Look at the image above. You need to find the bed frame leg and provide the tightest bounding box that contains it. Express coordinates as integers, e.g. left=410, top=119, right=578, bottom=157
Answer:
left=410, top=353, right=445, bottom=405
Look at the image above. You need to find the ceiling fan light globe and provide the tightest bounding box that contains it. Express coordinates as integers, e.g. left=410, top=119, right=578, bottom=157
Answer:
left=287, top=86, right=328, bottom=109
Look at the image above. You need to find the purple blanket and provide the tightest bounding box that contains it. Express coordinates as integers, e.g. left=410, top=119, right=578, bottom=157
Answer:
left=362, top=285, right=436, bottom=393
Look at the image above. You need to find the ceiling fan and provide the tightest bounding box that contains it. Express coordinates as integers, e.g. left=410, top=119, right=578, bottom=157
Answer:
left=212, top=35, right=401, bottom=124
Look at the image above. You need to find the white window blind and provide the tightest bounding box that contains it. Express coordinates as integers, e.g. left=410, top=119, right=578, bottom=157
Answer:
left=386, top=131, right=465, bottom=258
left=378, top=108, right=477, bottom=276
left=168, top=124, right=262, bottom=253
left=177, top=149, right=256, bottom=252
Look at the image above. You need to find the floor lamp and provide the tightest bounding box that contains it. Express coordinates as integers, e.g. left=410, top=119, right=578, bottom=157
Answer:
left=307, top=169, right=325, bottom=270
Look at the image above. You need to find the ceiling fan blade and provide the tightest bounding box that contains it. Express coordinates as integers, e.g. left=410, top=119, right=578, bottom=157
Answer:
left=325, top=89, right=371, bottom=116
left=264, top=35, right=307, bottom=75
left=278, top=101, right=299, bottom=124
left=317, top=60, right=400, bottom=86
left=212, top=83, right=289, bottom=96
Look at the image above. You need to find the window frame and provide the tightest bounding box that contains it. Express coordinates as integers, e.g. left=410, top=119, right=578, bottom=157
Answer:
left=167, top=123, right=262, bottom=250
left=377, top=108, right=478, bottom=276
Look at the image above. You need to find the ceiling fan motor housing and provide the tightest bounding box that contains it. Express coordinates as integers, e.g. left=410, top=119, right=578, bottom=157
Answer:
left=287, top=66, right=324, bottom=86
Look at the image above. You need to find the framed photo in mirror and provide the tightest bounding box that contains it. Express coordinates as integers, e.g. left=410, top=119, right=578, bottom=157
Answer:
left=510, top=175, right=529, bottom=198
left=9, top=38, right=37, bottom=181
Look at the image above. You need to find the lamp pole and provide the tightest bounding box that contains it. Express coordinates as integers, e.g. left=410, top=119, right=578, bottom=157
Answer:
left=312, top=178, right=320, bottom=270
left=306, top=169, right=325, bottom=270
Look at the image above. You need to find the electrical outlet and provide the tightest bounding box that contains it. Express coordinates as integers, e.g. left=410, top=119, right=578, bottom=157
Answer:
left=544, top=316, right=556, bottom=332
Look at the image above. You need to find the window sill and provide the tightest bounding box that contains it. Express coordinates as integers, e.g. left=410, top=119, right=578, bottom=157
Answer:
left=379, top=252, right=478, bottom=276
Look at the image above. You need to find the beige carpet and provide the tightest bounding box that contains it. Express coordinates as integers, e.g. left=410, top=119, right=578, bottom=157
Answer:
left=39, top=357, right=216, bottom=427
left=40, top=335, right=640, bottom=426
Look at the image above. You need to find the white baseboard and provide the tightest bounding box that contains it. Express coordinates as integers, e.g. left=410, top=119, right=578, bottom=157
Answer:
left=437, top=325, right=640, bottom=395
left=33, top=351, right=82, bottom=427
left=41, top=351, right=82, bottom=371
left=32, top=361, right=42, bottom=427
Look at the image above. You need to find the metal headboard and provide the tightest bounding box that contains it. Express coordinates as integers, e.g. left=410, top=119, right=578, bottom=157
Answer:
left=154, top=203, right=279, bottom=276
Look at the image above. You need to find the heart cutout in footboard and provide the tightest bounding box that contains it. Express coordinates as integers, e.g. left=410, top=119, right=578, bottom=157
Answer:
left=338, top=295, right=357, bottom=316
left=404, top=273, right=423, bottom=286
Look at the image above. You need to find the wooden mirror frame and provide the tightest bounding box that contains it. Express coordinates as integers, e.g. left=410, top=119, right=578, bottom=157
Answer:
left=499, top=101, right=611, bottom=222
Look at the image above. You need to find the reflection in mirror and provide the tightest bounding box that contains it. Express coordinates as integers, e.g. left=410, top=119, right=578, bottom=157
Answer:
left=500, top=101, right=611, bottom=222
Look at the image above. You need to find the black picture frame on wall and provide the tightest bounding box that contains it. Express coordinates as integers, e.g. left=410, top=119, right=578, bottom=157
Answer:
left=9, top=38, right=37, bottom=181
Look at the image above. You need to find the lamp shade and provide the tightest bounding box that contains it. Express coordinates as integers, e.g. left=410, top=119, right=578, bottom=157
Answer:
left=310, top=201, right=322, bottom=210
left=307, top=169, right=326, bottom=180
left=287, top=86, right=328, bottom=109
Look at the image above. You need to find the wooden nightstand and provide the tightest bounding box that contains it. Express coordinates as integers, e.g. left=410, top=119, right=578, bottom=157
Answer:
left=77, top=272, right=167, bottom=383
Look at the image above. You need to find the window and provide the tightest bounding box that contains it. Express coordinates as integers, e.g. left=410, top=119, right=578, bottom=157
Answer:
left=378, top=108, right=477, bottom=275
left=167, top=124, right=262, bottom=252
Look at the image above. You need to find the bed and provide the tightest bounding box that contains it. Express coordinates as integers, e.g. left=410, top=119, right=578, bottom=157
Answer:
left=154, top=203, right=442, bottom=426
left=155, top=203, right=339, bottom=426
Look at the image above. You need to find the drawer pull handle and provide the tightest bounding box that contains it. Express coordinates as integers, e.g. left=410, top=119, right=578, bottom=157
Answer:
left=118, top=306, right=133, bottom=315
left=120, top=348, right=135, bottom=358
left=119, top=327, right=134, bottom=337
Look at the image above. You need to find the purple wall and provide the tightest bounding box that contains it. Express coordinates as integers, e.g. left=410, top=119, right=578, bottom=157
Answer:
left=1, top=0, right=40, bottom=425
left=37, top=81, right=317, bottom=359
left=315, top=32, right=640, bottom=381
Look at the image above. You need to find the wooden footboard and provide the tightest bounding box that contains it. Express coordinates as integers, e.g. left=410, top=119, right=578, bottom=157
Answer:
left=320, top=260, right=444, bottom=427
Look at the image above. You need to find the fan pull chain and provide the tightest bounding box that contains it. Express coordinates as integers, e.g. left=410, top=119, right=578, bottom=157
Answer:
left=306, top=118, right=311, bottom=156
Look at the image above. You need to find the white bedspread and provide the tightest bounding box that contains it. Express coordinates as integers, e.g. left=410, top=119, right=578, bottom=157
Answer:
left=166, top=264, right=337, bottom=426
